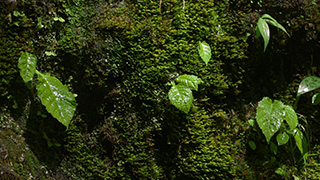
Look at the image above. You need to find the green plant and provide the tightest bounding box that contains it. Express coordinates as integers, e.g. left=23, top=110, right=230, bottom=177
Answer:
left=18, top=52, right=77, bottom=129
left=251, top=97, right=308, bottom=163
left=255, top=14, right=290, bottom=51
left=294, top=76, right=320, bottom=108
left=168, top=41, right=211, bottom=113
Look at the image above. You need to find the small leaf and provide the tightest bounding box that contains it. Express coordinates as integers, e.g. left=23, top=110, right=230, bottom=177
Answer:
left=176, top=74, right=203, bottom=91
left=36, top=71, right=77, bottom=128
left=275, top=167, right=287, bottom=176
left=297, top=76, right=320, bottom=97
left=284, top=105, right=298, bottom=130
left=276, top=132, right=289, bottom=146
left=257, top=18, right=270, bottom=52
left=312, top=93, right=320, bottom=105
left=256, top=97, right=285, bottom=144
left=198, top=41, right=211, bottom=66
left=248, top=119, right=255, bottom=126
left=270, top=141, right=278, bottom=154
left=249, top=140, right=256, bottom=150
left=293, top=128, right=308, bottom=158
left=18, top=52, right=37, bottom=82
left=168, top=84, right=193, bottom=114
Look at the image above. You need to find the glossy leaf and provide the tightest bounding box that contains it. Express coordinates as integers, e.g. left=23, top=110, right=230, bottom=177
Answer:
left=36, top=71, right=77, bottom=128
left=168, top=84, right=193, bottom=114
left=284, top=105, right=298, bottom=130
left=293, top=128, right=308, bottom=158
left=256, top=18, right=270, bottom=52
left=198, top=41, right=211, bottom=66
left=312, top=93, right=320, bottom=105
left=176, top=74, right=203, bottom=91
left=276, top=132, right=289, bottom=146
left=297, top=76, right=320, bottom=97
left=262, top=14, right=290, bottom=37
left=256, top=97, right=285, bottom=144
left=18, top=52, right=37, bottom=82
left=249, top=140, right=256, bottom=150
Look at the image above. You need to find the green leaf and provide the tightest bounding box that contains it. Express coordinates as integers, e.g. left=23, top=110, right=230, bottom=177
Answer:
left=275, top=167, right=287, bottom=176
left=284, top=105, right=298, bottom=130
left=270, top=141, right=278, bottom=155
left=312, top=93, right=320, bottom=105
left=18, top=52, right=37, bottom=82
left=256, top=97, right=285, bottom=144
left=256, top=18, right=270, bottom=52
left=276, top=132, right=289, bottom=146
left=198, top=41, right=211, bottom=66
left=293, top=129, right=308, bottom=157
left=297, top=76, right=320, bottom=97
left=36, top=71, right=77, bottom=128
left=168, top=84, right=193, bottom=114
left=249, top=140, right=256, bottom=150
left=176, top=74, right=203, bottom=91
left=262, top=14, right=290, bottom=37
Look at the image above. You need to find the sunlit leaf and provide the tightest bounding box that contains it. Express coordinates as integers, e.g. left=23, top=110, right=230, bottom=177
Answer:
left=256, top=97, right=285, bottom=144
left=18, top=52, right=37, bottom=82
left=297, top=76, right=320, bottom=97
left=198, top=41, right=211, bottom=66
left=284, top=105, right=298, bottom=130
left=312, top=93, right=320, bottom=105
left=276, top=132, right=289, bottom=146
left=168, top=84, right=193, bottom=114
left=36, top=71, right=77, bottom=128
left=176, top=74, right=203, bottom=91
left=257, top=18, right=270, bottom=52
left=275, top=167, right=287, bottom=176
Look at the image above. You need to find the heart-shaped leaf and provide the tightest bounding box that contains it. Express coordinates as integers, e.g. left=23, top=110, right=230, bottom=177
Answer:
left=176, top=74, right=203, bottom=91
left=168, top=84, right=193, bottom=114
left=198, top=41, right=211, bottom=66
left=312, top=93, right=320, bottom=105
left=284, top=105, right=298, bottom=130
left=18, top=52, right=37, bottom=82
left=256, top=97, right=285, bottom=144
left=276, top=132, right=289, bottom=146
left=256, top=18, right=270, bottom=52
left=36, top=71, right=77, bottom=128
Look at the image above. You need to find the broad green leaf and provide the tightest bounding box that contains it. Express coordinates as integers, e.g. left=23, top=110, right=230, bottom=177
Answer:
left=256, top=97, right=285, bottom=144
left=168, top=84, right=193, bottom=114
left=198, top=41, right=211, bottom=66
left=312, top=93, right=320, bottom=105
left=249, top=140, right=256, bottom=150
left=297, top=76, right=320, bottom=97
left=257, top=18, right=270, bottom=52
left=36, top=71, right=77, bottom=128
left=262, top=14, right=290, bottom=37
left=293, top=128, right=308, bottom=158
left=18, top=52, right=37, bottom=82
left=176, top=74, right=203, bottom=91
left=276, top=132, right=289, bottom=146
left=284, top=105, right=298, bottom=130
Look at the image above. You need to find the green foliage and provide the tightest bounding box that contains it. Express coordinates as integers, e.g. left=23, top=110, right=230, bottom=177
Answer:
left=36, top=71, right=77, bottom=129
left=18, top=53, right=77, bottom=128
left=18, top=52, right=37, bottom=83
left=198, top=41, right=212, bottom=66
left=295, top=76, right=320, bottom=107
left=255, top=14, right=290, bottom=51
left=169, top=75, right=203, bottom=113
left=254, top=97, right=308, bottom=162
